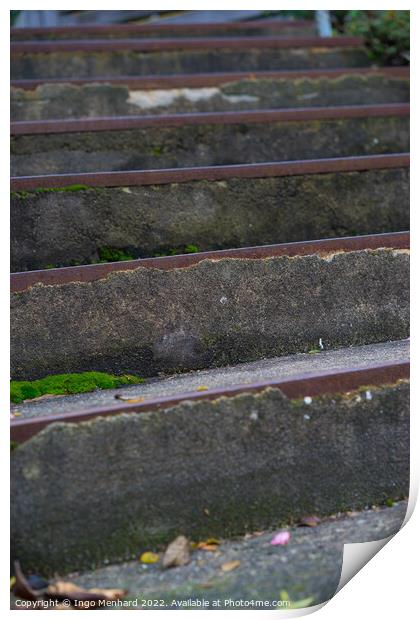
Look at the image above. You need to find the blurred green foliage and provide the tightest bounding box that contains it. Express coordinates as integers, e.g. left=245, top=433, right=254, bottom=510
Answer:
left=332, top=10, right=409, bottom=65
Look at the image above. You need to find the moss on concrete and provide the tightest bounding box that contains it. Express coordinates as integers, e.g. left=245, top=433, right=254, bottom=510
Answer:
left=10, top=169, right=409, bottom=272
left=11, top=371, right=144, bottom=404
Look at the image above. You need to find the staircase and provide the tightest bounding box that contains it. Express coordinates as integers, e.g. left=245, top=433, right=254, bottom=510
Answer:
left=10, top=11, right=409, bottom=606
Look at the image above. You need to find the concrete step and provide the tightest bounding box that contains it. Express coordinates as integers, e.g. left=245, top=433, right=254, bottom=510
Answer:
left=10, top=233, right=409, bottom=380
left=11, top=18, right=316, bottom=40
left=11, top=339, right=409, bottom=421
left=11, top=361, right=409, bottom=574
left=11, top=69, right=409, bottom=121
left=10, top=105, right=409, bottom=176
left=11, top=36, right=370, bottom=80
left=12, top=502, right=405, bottom=607
left=11, top=156, right=409, bottom=271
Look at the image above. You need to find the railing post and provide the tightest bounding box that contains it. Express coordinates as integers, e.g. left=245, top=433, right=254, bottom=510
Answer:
left=316, top=10, right=333, bottom=37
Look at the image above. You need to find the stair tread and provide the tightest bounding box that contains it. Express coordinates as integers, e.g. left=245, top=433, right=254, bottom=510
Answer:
left=11, top=339, right=409, bottom=420
left=34, top=501, right=406, bottom=608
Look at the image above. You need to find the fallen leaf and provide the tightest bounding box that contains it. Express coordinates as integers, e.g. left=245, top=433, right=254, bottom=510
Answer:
left=298, top=516, right=320, bottom=528
left=24, top=394, right=57, bottom=402
left=197, top=544, right=219, bottom=552
left=203, top=508, right=210, bottom=516
left=283, top=597, right=315, bottom=610
left=139, top=551, right=159, bottom=564
left=11, top=411, right=21, bottom=417
left=115, top=395, right=145, bottom=403
left=162, top=535, right=190, bottom=569
left=47, top=581, right=127, bottom=603
left=14, top=561, right=127, bottom=608
left=47, top=581, right=82, bottom=595
left=89, top=588, right=127, bottom=600
left=196, top=385, right=209, bottom=391
left=203, top=538, right=220, bottom=545
left=279, top=589, right=314, bottom=609
left=221, top=560, right=241, bottom=572
left=10, top=576, right=16, bottom=589
left=270, top=531, right=291, bottom=546
left=197, top=537, right=220, bottom=551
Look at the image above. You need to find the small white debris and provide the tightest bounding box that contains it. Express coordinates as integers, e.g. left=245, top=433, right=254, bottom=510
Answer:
left=220, top=296, right=228, bottom=305
left=303, top=414, right=311, bottom=421
left=319, top=338, right=324, bottom=350
left=304, top=396, right=312, bottom=405
left=250, top=411, right=258, bottom=421
left=355, top=395, right=362, bottom=403
left=365, top=390, right=373, bottom=400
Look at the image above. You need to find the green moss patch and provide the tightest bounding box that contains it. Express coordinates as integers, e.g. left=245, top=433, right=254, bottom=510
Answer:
left=11, top=185, right=91, bottom=199
left=154, top=244, right=200, bottom=257
left=11, top=371, right=144, bottom=404
left=97, top=247, right=135, bottom=262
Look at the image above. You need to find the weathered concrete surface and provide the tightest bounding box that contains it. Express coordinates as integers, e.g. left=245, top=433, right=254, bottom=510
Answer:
left=10, top=169, right=410, bottom=271
left=11, top=339, right=410, bottom=419
left=10, top=250, right=409, bottom=380
left=11, top=23, right=316, bottom=41
left=37, top=502, right=406, bottom=608
left=11, top=48, right=370, bottom=80
left=11, top=116, right=410, bottom=176
left=11, top=76, right=410, bottom=121
left=11, top=382, right=409, bottom=574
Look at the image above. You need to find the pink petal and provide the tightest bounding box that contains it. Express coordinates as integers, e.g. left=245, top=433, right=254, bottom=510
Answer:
left=270, top=531, right=291, bottom=546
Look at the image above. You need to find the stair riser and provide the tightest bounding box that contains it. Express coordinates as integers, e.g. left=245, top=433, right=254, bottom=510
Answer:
left=12, top=48, right=370, bottom=80
left=11, top=116, right=409, bottom=176
left=11, top=249, right=409, bottom=380
left=11, top=23, right=315, bottom=40
left=11, top=76, right=409, bottom=121
left=11, top=382, right=409, bottom=574
left=11, top=169, right=409, bottom=271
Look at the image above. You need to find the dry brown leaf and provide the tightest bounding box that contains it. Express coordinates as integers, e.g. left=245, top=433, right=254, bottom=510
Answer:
left=162, top=535, right=190, bottom=569
left=47, top=581, right=126, bottom=601
left=89, top=588, right=126, bottom=600
left=221, top=560, right=241, bottom=572
left=47, top=581, right=85, bottom=595
left=115, top=395, right=145, bottom=403
left=197, top=544, right=218, bottom=552
left=24, top=394, right=58, bottom=403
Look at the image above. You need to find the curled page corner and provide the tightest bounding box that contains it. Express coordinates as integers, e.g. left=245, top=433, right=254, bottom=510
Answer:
left=335, top=534, right=394, bottom=594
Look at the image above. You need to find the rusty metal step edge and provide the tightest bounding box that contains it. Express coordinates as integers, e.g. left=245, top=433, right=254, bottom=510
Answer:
left=10, top=231, right=410, bottom=293
left=11, top=66, right=410, bottom=90
left=10, top=19, right=315, bottom=39
left=11, top=35, right=365, bottom=54
left=10, top=360, right=410, bottom=444
left=10, top=103, right=410, bottom=136
left=10, top=153, right=410, bottom=191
